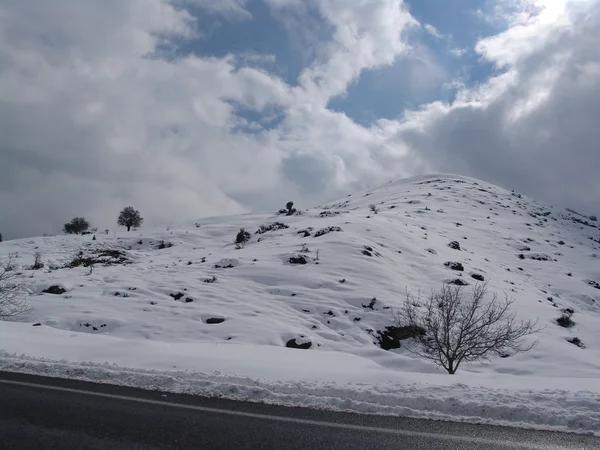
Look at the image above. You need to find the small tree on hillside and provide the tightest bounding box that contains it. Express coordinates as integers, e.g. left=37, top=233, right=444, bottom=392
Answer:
left=396, top=282, right=541, bottom=374
left=63, top=217, right=90, bottom=235
left=235, top=228, right=251, bottom=249
left=118, top=207, right=143, bottom=232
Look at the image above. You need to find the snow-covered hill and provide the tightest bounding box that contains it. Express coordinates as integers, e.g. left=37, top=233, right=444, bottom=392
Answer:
left=2, top=174, right=600, bottom=433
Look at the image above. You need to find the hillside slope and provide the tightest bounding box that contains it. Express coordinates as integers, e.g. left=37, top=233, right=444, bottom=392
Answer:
left=2, top=174, right=600, bottom=432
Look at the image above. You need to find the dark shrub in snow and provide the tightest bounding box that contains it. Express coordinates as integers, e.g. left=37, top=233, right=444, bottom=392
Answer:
left=471, top=273, right=485, bottom=281
left=256, top=222, right=289, bottom=234
left=556, top=312, right=575, bottom=328
left=235, top=228, right=251, bottom=248
left=157, top=240, right=173, bottom=249
left=63, top=217, right=90, bottom=235
left=314, top=226, right=342, bottom=237
left=68, top=249, right=128, bottom=268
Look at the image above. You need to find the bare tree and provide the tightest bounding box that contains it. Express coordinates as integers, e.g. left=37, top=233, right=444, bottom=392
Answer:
left=369, top=204, right=378, bottom=214
left=396, top=283, right=541, bottom=374
left=31, top=252, right=44, bottom=270
left=0, top=254, right=31, bottom=320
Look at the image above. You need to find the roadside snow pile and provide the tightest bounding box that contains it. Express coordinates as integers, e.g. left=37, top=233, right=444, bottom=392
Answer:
left=0, top=326, right=599, bottom=435
left=2, top=174, right=600, bottom=433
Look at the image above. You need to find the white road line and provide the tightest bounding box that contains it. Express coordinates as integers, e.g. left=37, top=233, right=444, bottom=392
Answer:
left=0, top=378, right=556, bottom=449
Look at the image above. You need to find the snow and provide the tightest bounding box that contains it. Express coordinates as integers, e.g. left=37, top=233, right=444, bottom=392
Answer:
left=2, top=174, right=600, bottom=434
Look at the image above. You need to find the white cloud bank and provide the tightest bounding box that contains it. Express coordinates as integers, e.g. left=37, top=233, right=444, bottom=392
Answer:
left=0, top=0, right=598, bottom=238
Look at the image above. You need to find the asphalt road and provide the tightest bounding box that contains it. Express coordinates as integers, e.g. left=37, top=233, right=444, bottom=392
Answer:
left=1, top=371, right=598, bottom=450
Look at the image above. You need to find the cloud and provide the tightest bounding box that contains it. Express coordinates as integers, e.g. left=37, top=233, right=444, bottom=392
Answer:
left=0, top=0, right=290, bottom=238
left=297, top=0, right=417, bottom=102
left=0, top=0, right=419, bottom=239
left=1, top=0, right=597, bottom=240
left=424, top=24, right=443, bottom=39
left=393, top=0, right=600, bottom=214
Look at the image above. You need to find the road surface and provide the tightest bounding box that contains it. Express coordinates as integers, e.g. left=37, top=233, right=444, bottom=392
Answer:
left=0, top=371, right=598, bottom=449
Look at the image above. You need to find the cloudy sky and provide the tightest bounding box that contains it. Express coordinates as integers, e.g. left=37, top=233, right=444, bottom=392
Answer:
left=1, top=0, right=599, bottom=239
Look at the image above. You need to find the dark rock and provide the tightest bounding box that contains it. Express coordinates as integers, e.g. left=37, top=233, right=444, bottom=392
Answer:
left=289, top=255, right=308, bottom=264
left=376, top=326, right=426, bottom=350
left=448, top=241, right=461, bottom=250
left=587, top=280, right=600, bottom=290
left=32, top=323, right=42, bottom=327
left=567, top=337, right=585, bottom=348
left=286, top=339, right=312, bottom=350
left=170, top=292, right=184, bottom=300
left=471, top=273, right=485, bottom=281
left=362, top=250, right=373, bottom=257
left=444, top=261, right=464, bottom=271
left=205, top=317, right=225, bottom=324
left=339, top=279, right=346, bottom=283
left=185, top=297, right=194, bottom=303
left=42, top=285, right=66, bottom=295
left=518, top=254, right=525, bottom=260
left=157, top=240, right=173, bottom=249
left=362, top=298, right=377, bottom=310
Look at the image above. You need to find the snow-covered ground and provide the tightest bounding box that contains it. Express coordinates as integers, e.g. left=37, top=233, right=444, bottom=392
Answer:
left=1, top=174, right=600, bottom=434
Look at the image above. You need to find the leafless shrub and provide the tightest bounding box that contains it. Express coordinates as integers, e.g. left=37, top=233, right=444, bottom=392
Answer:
left=369, top=204, right=378, bottom=214
left=0, top=254, right=31, bottom=320
left=395, top=282, right=541, bottom=374
left=31, top=252, right=44, bottom=270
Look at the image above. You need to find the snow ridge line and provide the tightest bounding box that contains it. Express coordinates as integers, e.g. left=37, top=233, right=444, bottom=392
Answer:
left=0, top=352, right=598, bottom=436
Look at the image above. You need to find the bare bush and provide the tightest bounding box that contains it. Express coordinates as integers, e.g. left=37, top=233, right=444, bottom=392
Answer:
left=31, top=252, right=44, bottom=270
left=395, top=283, right=541, bottom=374
left=0, top=254, right=31, bottom=320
